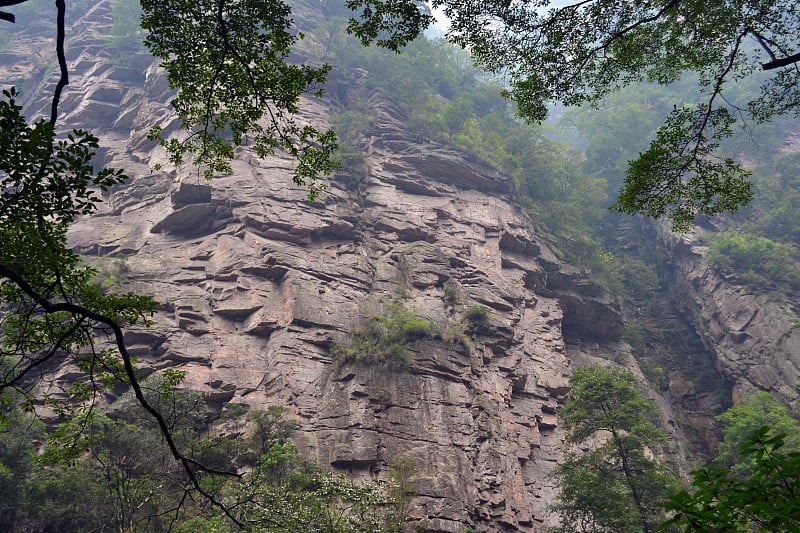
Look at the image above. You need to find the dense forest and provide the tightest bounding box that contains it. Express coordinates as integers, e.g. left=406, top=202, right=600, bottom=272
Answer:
left=1, top=0, right=800, bottom=531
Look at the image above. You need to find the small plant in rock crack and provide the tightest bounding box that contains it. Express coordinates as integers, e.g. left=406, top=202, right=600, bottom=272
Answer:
left=463, top=304, right=489, bottom=323
left=331, top=304, right=439, bottom=368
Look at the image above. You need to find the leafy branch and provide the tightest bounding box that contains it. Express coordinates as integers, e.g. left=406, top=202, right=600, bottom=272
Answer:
left=141, top=0, right=338, bottom=198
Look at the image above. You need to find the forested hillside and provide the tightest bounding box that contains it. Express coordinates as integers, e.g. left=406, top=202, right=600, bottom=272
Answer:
left=1, top=0, right=799, bottom=531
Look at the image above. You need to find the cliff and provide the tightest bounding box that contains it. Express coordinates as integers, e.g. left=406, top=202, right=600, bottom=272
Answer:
left=658, top=227, right=800, bottom=413
left=6, top=0, right=798, bottom=531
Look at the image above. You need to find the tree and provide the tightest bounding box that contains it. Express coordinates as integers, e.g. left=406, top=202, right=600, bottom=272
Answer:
left=140, top=0, right=337, bottom=193
left=550, top=365, right=680, bottom=532
left=347, top=0, right=800, bottom=230
left=715, top=391, right=800, bottom=471
left=662, top=427, right=800, bottom=532
left=0, top=393, right=406, bottom=532
left=659, top=394, right=800, bottom=532
left=0, top=0, right=341, bottom=525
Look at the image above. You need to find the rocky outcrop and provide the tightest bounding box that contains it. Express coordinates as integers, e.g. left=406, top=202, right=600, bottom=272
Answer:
left=659, top=227, right=800, bottom=413
left=2, top=2, right=664, bottom=531
left=73, top=119, right=584, bottom=530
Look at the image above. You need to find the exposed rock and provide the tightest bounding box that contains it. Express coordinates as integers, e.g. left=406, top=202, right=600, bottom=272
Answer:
left=659, top=226, right=800, bottom=412
left=151, top=204, right=233, bottom=236
left=171, top=182, right=212, bottom=205
left=4, top=2, right=722, bottom=530
left=57, top=57, right=579, bottom=527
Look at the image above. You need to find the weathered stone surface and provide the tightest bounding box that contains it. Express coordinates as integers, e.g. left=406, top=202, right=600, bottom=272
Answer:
left=58, top=64, right=580, bottom=527
left=659, top=226, right=800, bottom=412
left=4, top=2, right=716, bottom=530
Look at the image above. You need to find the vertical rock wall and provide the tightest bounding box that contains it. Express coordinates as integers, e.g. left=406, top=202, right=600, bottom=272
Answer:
left=658, top=227, right=800, bottom=413
left=1, top=2, right=666, bottom=531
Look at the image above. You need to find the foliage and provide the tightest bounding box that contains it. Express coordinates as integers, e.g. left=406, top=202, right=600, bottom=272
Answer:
left=331, top=303, right=439, bottom=367
left=0, top=394, right=408, bottom=532
left=385, top=456, right=417, bottom=530
left=662, top=427, right=800, bottom=532
left=329, top=108, right=373, bottom=186
left=231, top=447, right=400, bottom=532
left=714, top=392, right=800, bottom=474
left=703, top=231, right=800, bottom=290
left=348, top=0, right=800, bottom=229
left=0, top=391, right=43, bottom=527
left=0, top=87, right=155, bottom=419
left=140, top=0, right=337, bottom=194
left=439, top=322, right=471, bottom=353
left=612, top=106, right=752, bottom=231
left=463, top=304, right=489, bottom=323
left=0, top=376, right=218, bottom=532
left=744, top=153, right=800, bottom=246
left=551, top=366, right=680, bottom=532
left=245, top=405, right=297, bottom=458
left=442, top=286, right=458, bottom=306
left=622, top=321, right=650, bottom=357
left=638, top=358, right=668, bottom=391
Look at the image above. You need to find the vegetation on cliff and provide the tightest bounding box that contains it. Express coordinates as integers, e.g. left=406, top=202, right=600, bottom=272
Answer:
left=0, top=385, right=408, bottom=531
left=551, top=369, right=800, bottom=533
left=2, top=0, right=800, bottom=529
left=348, top=0, right=800, bottom=230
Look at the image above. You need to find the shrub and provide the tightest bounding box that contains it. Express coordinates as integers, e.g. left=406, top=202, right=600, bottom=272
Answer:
left=331, top=304, right=439, bottom=367
left=442, top=322, right=472, bottom=352
left=464, top=304, right=489, bottom=323
left=622, top=321, right=649, bottom=356
left=442, top=286, right=458, bottom=305
left=704, top=231, right=800, bottom=290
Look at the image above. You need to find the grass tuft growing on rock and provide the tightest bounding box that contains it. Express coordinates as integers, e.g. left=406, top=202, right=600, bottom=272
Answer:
left=331, top=304, right=440, bottom=368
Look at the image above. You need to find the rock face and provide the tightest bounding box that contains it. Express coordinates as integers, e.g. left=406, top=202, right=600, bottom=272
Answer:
left=659, top=227, right=800, bottom=413
left=7, top=1, right=776, bottom=531
left=1, top=3, right=626, bottom=530
left=70, top=89, right=593, bottom=531
left=75, top=93, right=596, bottom=529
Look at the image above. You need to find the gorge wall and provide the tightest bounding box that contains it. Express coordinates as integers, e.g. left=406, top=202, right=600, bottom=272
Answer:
left=3, top=1, right=799, bottom=531
left=658, top=227, right=800, bottom=414
left=3, top=3, right=619, bottom=530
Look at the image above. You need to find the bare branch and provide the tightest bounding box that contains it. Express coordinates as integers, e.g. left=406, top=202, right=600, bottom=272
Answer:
left=0, top=263, right=244, bottom=527
left=50, top=0, right=69, bottom=127
left=762, top=52, right=800, bottom=71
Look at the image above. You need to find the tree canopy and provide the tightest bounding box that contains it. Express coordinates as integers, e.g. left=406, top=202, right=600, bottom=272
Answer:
left=347, top=0, right=800, bottom=230
left=663, top=427, right=800, bottom=532
left=0, top=0, right=342, bottom=523
left=140, top=0, right=337, bottom=195
left=550, top=365, right=679, bottom=532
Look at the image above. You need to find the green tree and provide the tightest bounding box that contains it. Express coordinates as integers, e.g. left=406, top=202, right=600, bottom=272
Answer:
left=347, top=0, right=800, bottom=230
left=663, top=427, right=800, bottom=532
left=140, top=0, right=337, bottom=192
left=0, top=0, right=345, bottom=521
left=715, top=392, right=800, bottom=474
left=550, top=365, right=680, bottom=532
left=0, top=392, right=43, bottom=527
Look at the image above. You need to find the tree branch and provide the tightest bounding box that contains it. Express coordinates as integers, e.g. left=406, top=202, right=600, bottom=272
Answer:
left=50, top=0, right=69, bottom=127
left=762, top=52, right=800, bottom=71
left=0, top=263, right=244, bottom=527
left=0, top=0, right=28, bottom=23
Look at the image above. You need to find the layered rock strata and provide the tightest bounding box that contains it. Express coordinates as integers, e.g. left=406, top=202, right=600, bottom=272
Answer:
left=659, top=228, right=800, bottom=413
left=0, top=2, right=659, bottom=531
